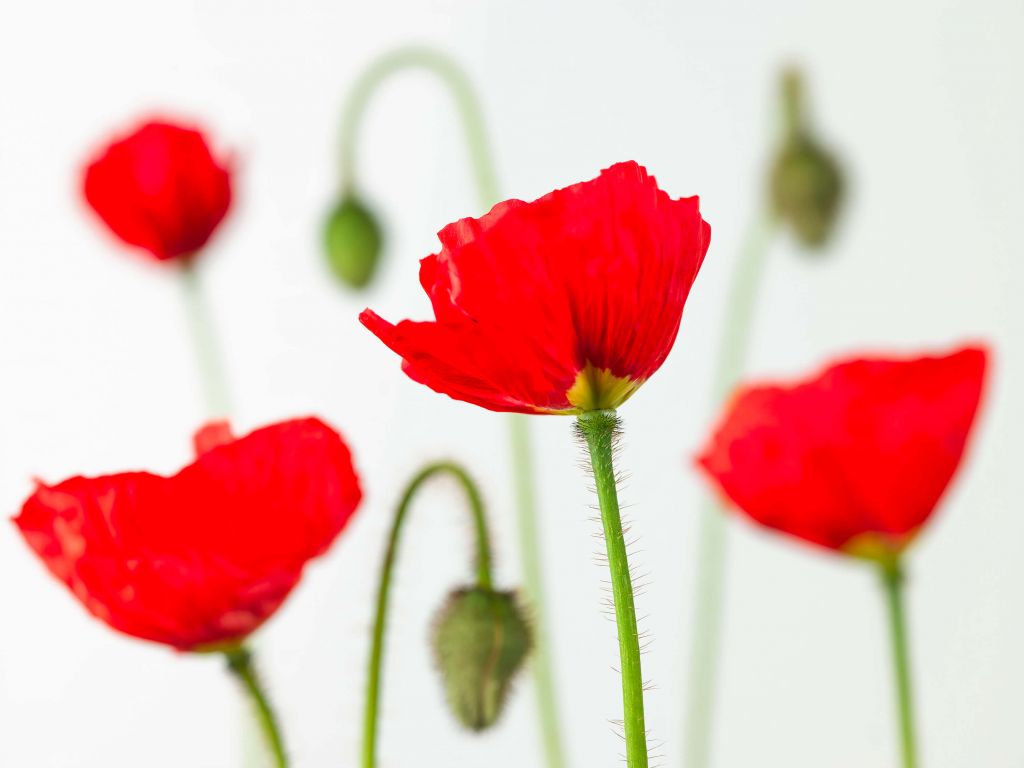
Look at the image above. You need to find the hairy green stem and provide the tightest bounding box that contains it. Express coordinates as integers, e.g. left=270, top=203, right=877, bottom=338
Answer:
left=224, top=647, right=288, bottom=768
left=180, top=260, right=230, bottom=418
left=683, top=213, right=775, bottom=768
left=577, top=410, right=648, bottom=768
left=362, top=461, right=494, bottom=768
left=880, top=561, right=918, bottom=768
left=339, top=46, right=565, bottom=768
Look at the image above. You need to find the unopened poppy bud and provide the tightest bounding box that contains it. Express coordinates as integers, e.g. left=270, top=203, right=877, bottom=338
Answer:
left=431, top=586, right=532, bottom=731
left=323, top=196, right=383, bottom=290
left=769, top=69, right=845, bottom=249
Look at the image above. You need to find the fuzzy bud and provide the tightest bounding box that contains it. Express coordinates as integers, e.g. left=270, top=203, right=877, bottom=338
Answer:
left=322, top=195, right=383, bottom=289
left=431, top=586, right=531, bottom=731
left=769, top=69, right=845, bottom=250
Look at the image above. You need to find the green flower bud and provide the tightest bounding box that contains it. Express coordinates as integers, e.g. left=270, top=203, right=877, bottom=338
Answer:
left=431, top=586, right=532, bottom=731
left=769, top=69, right=845, bottom=250
left=322, top=195, right=383, bottom=289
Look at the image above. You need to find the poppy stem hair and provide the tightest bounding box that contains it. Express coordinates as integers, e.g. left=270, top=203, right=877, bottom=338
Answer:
left=224, top=646, right=289, bottom=768
left=340, top=46, right=565, bottom=768
left=576, top=410, right=649, bottom=768
left=362, top=461, right=495, bottom=768
left=880, top=561, right=918, bottom=768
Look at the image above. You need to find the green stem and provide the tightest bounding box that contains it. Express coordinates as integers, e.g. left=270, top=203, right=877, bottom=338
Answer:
left=180, top=260, right=230, bottom=419
left=509, top=415, right=566, bottom=768
left=577, top=410, right=648, bottom=768
left=224, top=646, right=288, bottom=768
left=339, top=46, right=565, bottom=768
left=683, top=212, right=775, bottom=768
left=338, top=46, right=498, bottom=203
left=362, top=461, right=495, bottom=768
left=880, top=561, right=918, bottom=768
left=781, top=68, right=805, bottom=141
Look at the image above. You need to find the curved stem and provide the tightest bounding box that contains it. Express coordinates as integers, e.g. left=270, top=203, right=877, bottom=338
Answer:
left=362, top=461, right=495, bottom=768
left=880, top=561, right=918, bottom=768
left=340, top=46, right=565, bottom=768
left=338, top=46, right=498, bottom=204
left=577, top=410, right=648, bottom=768
left=683, top=212, right=775, bottom=768
left=180, top=260, right=230, bottom=419
left=224, top=646, right=288, bottom=768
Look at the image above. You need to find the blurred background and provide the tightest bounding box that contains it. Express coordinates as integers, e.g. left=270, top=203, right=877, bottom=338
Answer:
left=1, top=1, right=1022, bottom=766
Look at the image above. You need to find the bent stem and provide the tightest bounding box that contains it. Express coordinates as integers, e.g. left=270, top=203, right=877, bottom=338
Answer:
left=180, top=259, right=230, bottom=419
left=880, top=560, right=918, bottom=768
left=683, top=213, right=775, bottom=768
left=338, top=46, right=498, bottom=202
left=224, top=646, right=288, bottom=768
left=340, top=46, right=565, bottom=768
left=577, top=410, right=648, bottom=768
left=362, top=461, right=494, bottom=768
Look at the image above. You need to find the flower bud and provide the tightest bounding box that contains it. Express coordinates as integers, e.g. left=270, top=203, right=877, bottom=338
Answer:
left=322, top=195, right=383, bottom=289
left=769, top=69, right=845, bottom=249
left=431, top=586, right=532, bottom=731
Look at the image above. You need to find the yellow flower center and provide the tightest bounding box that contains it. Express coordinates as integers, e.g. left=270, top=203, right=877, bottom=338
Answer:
left=566, top=363, right=643, bottom=412
left=841, top=529, right=918, bottom=564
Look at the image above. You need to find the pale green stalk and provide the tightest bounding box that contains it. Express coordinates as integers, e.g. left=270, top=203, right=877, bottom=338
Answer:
left=683, top=214, right=775, bottom=768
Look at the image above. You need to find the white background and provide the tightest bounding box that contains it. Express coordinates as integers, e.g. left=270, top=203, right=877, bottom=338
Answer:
left=1, top=1, right=1022, bottom=766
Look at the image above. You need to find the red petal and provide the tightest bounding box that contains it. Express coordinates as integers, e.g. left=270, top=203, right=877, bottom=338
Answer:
left=193, top=420, right=235, bottom=456
left=362, top=161, right=709, bottom=414
left=696, top=345, right=989, bottom=554
left=81, top=119, right=232, bottom=262
left=13, top=417, right=361, bottom=650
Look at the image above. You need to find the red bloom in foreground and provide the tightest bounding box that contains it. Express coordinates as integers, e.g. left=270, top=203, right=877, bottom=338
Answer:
left=82, top=119, right=232, bottom=262
left=15, top=418, right=361, bottom=651
left=361, top=161, right=710, bottom=414
left=697, top=345, right=988, bottom=559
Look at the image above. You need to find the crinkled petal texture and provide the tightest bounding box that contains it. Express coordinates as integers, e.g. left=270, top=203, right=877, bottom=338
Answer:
left=361, top=161, right=710, bottom=414
left=82, top=119, right=232, bottom=262
left=697, top=345, right=988, bottom=557
left=14, top=418, right=361, bottom=651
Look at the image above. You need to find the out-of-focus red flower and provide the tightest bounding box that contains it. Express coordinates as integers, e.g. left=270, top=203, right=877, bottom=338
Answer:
left=82, top=119, right=232, bottom=263
left=696, top=345, right=988, bottom=559
left=14, top=418, right=361, bottom=651
left=360, top=161, right=710, bottom=414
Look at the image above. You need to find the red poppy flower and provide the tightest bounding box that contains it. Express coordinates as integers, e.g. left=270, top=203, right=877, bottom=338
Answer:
left=82, top=119, right=232, bottom=262
left=360, top=161, right=710, bottom=414
left=14, top=418, right=361, bottom=651
left=696, top=345, right=988, bottom=559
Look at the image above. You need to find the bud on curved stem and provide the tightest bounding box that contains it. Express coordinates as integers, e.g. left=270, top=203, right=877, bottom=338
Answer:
left=224, top=646, right=289, bottom=768
left=433, top=586, right=532, bottom=731
left=363, top=461, right=521, bottom=768
left=576, top=410, right=649, bottom=768
left=770, top=67, right=845, bottom=249
left=336, top=45, right=565, bottom=768
left=322, top=196, right=383, bottom=289
left=685, top=66, right=844, bottom=768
